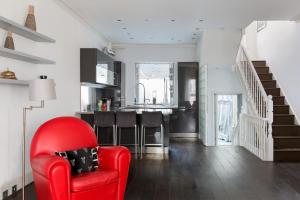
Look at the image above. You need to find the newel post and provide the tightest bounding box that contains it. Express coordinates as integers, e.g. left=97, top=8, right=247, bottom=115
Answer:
left=266, top=95, right=273, bottom=161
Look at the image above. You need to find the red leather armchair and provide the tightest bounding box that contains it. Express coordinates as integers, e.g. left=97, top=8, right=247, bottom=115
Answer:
left=30, top=117, right=131, bottom=200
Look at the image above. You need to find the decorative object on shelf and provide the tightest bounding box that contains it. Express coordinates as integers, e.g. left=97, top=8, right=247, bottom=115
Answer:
left=0, top=68, right=17, bottom=79
left=0, top=16, right=55, bottom=42
left=4, top=31, right=15, bottom=50
left=22, top=76, right=56, bottom=200
left=103, top=42, right=116, bottom=57
left=25, top=5, right=36, bottom=31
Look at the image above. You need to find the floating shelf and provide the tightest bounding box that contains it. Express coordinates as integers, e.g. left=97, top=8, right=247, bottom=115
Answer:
left=0, top=79, right=29, bottom=86
left=0, top=16, right=55, bottom=43
left=0, top=47, right=56, bottom=64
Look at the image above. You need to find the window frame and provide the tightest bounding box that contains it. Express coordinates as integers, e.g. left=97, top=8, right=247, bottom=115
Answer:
left=135, top=62, right=175, bottom=105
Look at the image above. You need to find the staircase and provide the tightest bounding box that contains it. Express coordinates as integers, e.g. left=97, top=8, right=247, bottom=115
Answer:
left=253, top=61, right=300, bottom=162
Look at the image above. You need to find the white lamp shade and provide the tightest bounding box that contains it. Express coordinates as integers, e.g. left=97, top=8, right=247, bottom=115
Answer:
left=29, top=79, right=56, bottom=101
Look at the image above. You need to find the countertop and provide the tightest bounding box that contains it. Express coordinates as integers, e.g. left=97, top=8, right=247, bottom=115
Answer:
left=77, top=104, right=180, bottom=115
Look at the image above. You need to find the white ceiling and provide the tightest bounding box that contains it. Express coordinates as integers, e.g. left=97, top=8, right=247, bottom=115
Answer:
left=61, top=0, right=300, bottom=44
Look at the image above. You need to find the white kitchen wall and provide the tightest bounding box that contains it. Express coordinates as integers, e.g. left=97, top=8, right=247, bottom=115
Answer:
left=257, top=21, right=300, bottom=122
left=0, top=0, right=108, bottom=196
left=113, top=44, right=197, bottom=106
left=198, top=29, right=243, bottom=146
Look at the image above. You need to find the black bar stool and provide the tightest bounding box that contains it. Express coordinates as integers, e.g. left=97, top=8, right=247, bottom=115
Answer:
left=94, top=111, right=116, bottom=146
left=116, top=111, right=138, bottom=158
left=141, top=111, right=164, bottom=158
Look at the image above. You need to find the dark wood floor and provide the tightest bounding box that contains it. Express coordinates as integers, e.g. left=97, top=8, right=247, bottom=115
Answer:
left=9, top=139, right=300, bottom=200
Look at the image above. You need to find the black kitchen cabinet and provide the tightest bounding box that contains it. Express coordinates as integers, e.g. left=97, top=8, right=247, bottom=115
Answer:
left=80, top=48, right=122, bottom=87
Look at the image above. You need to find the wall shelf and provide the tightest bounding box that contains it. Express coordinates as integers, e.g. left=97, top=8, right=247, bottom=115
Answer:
left=0, top=79, right=29, bottom=86
left=0, top=47, right=56, bottom=64
left=0, top=16, right=55, bottom=43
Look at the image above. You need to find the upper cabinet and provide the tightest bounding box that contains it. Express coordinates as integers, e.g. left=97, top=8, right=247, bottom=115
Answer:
left=80, top=48, right=122, bottom=87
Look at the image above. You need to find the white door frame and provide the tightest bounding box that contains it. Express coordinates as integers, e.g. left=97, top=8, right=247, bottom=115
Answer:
left=213, top=93, right=242, bottom=146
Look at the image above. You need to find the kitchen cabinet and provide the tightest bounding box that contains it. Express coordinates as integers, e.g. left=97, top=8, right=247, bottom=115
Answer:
left=80, top=48, right=122, bottom=87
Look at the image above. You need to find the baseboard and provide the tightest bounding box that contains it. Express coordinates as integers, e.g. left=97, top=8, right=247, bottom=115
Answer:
left=1, top=172, right=33, bottom=200
left=169, top=133, right=199, bottom=138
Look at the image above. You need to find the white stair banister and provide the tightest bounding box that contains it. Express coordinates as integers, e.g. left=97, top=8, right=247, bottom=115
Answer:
left=235, top=45, right=274, bottom=161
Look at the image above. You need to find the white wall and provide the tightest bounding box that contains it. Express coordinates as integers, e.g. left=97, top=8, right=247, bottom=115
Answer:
left=242, top=22, right=260, bottom=60
left=0, top=0, right=108, bottom=196
left=113, top=44, right=197, bottom=105
left=198, top=29, right=243, bottom=146
left=257, top=21, right=300, bottom=122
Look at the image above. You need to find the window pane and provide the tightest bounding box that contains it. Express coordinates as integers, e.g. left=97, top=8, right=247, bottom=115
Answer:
left=135, top=63, right=174, bottom=105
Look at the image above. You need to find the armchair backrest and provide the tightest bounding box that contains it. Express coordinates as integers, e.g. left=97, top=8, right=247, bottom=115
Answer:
left=30, top=117, right=97, bottom=161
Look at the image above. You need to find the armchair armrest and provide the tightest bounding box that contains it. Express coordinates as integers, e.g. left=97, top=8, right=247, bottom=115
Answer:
left=31, top=155, right=71, bottom=179
left=98, top=146, right=131, bottom=200
left=31, top=155, right=71, bottom=200
left=99, top=146, right=131, bottom=170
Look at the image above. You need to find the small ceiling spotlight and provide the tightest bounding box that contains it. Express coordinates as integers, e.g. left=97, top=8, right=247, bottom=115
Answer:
left=199, top=19, right=204, bottom=22
left=171, top=19, right=176, bottom=22
left=116, top=19, right=122, bottom=22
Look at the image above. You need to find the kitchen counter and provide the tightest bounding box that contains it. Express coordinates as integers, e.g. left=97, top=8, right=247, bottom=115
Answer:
left=77, top=104, right=180, bottom=115
left=77, top=105, right=175, bottom=154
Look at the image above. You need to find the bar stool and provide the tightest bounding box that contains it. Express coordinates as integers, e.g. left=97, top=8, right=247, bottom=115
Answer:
left=141, top=111, right=164, bottom=158
left=94, top=111, right=116, bottom=146
left=116, top=111, right=138, bottom=158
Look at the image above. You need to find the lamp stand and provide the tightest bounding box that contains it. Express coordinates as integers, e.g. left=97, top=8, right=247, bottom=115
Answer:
left=22, top=100, right=44, bottom=200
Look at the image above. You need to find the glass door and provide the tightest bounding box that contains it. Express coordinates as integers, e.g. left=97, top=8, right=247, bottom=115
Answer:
left=215, top=94, right=241, bottom=146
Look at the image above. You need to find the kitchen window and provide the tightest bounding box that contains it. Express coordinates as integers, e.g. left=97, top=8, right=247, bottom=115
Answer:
left=135, top=63, right=175, bottom=105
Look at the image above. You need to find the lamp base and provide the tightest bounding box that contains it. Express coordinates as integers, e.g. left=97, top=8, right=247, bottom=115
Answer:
left=22, top=100, right=44, bottom=200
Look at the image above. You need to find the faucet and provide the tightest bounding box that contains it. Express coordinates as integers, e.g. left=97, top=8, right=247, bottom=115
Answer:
left=137, top=83, right=146, bottom=105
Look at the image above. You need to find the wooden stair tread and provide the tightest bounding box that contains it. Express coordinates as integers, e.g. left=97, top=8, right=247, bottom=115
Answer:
left=274, top=148, right=300, bottom=152
left=252, top=60, right=300, bottom=161
left=274, top=136, right=300, bottom=139
left=273, top=125, right=299, bottom=127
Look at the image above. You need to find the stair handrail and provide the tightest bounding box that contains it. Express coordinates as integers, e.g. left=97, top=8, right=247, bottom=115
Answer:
left=240, top=46, right=269, bottom=99
left=236, top=45, right=273, bottom=123
left=235, top=45, right=273, bottom=161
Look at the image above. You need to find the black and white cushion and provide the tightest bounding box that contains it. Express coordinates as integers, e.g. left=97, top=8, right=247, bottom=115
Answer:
left=55, top=146, right=99, bottom=175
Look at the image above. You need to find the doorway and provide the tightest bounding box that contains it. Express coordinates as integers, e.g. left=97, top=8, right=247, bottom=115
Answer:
left=215, top=94, right=241, bottom=146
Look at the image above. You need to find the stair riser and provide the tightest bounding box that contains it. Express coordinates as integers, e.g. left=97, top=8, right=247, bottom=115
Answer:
left=274, top=138, right=300, bottom=149
left=262, top=81, right=276, bottom=88
left=274, top=151, right=300, bottom=162
left=255, top=67, right=269, bottom=74
left=265, top=88, right=280, bottom=96
left=273, top=106, right=289, bottom=114
left=252, top=61, right=266, bottom=67
left=273, top=126, right=300, bottom=136
left=258, top=74, right=273, bottom=80
left=273, top=115, right=294, bottom=125
left=272, top=97, right=285, bottom=105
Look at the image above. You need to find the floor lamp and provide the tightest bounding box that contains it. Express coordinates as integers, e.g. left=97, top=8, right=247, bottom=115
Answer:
left=22, top=77, right=56, bottom=200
